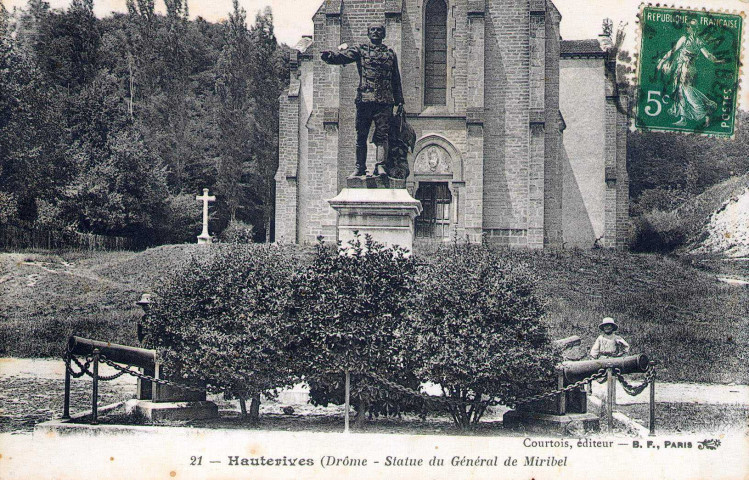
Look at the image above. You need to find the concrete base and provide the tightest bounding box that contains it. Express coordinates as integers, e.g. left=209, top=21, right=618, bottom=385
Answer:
left=129, top=400, right=218, bottom=422
left=328, top=187, right=422, bottom=254
left=503, top=410, right=600, bottom=434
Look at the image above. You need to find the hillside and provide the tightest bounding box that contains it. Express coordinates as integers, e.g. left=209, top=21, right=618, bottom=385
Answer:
left=631, top=174, right=749, bottom=255
left=0, top=245, right=746, bottom=384
left=0, top=245, right=206, bottom=358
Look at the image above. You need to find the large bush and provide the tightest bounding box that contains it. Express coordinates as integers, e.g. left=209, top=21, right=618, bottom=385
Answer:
left=403, top=245, right=556, bottom=428
left=142, top=243, right=299, bottom=419
left=288, top=235, right=417, bottom=419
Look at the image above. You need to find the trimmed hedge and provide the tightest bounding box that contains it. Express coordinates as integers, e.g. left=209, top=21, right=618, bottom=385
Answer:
left=144, top=239, right=553, bottom=429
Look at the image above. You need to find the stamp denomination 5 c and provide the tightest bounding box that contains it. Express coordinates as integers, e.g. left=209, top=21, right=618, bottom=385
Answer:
left=636, top=6, right=743, bottom=137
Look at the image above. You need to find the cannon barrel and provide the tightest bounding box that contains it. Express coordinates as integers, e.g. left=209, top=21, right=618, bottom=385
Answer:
left=562, top=354, right=649, bottom=383
left=67, top=336, right=156, bottom=368
left=552, top=335, right=581, bottom=350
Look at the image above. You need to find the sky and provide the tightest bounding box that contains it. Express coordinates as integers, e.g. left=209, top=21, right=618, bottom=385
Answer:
left=5, top=0, right=748, bottom=107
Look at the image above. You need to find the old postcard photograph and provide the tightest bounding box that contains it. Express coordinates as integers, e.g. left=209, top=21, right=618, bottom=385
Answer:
left=0, top=0, right=747, bottom=478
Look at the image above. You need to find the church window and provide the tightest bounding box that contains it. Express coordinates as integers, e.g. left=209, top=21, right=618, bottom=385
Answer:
left=424, top=0, right=448, bottom=106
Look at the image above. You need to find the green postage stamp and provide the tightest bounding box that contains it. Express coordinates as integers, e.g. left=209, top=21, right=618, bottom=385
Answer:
left=636, top=6, right=743, bottom=137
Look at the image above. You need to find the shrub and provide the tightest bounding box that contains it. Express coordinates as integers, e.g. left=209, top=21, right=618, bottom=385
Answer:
left=403, top=244, right=556, bottom=429
left=288, top=235, right=416, bottom=421
left=219, top=219, right=254, bottom=244
left=142, top=243, right=298, bottom=420
left=629, top=211, right=687, bottom=253
left=306, top=371, right=425, bottom=422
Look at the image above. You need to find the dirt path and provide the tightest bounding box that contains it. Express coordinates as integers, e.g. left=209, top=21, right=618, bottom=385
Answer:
left=591, top=380, right=749, bottom=405
left=1, top=253, right=130, bottom=290
left=0, top=358, right=136, bottom=434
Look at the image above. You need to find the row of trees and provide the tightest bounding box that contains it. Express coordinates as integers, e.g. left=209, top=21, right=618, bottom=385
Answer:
left=142, top=238, right=557, bottom=429
left=0, top=0, right=288, bottom=243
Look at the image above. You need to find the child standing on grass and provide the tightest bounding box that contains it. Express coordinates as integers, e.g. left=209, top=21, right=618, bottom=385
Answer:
left=590, top=317, right=630, bottom=359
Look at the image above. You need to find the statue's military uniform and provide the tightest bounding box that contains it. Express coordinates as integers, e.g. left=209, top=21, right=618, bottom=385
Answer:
left=322, top=43, right=404, bottom=173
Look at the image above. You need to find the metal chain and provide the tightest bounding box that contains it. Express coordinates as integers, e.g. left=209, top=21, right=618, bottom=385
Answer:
left=510, top=368, right=608, bottom=409
left=98, top=356, right=227, bottom=395
left=65, top=354, right=90, bottom=378
left=360, top=368, right=609, bottom=411
left=66, top=353, right=128, bottom=381
left=614, top=365, right=655, bottom=397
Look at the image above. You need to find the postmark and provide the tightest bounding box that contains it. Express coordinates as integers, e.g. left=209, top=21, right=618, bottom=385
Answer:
left=635, top=5, right=744, bottom=137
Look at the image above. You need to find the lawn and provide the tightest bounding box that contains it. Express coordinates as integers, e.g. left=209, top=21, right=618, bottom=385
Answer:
left=0, top=245, right=746, bottom=384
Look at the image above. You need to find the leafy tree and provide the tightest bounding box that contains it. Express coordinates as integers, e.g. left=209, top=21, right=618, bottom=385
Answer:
left=214, top=0, right=255, bottom=223
left=0, top=1, right=66, bottom=224
left=289, top=236, right=416, bottom=422
left=72, top=127, right=168, bottom=236
left=143, top=244, right=299, bottom=421
left=403, top=245, right=556, bottom=429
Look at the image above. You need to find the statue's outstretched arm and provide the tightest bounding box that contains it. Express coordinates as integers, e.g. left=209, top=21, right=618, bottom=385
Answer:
left=321, top=45, right=360, bottom=65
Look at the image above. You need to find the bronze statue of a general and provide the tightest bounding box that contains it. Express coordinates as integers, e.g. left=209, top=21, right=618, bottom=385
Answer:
left=321, top=23, right=406, bottom=178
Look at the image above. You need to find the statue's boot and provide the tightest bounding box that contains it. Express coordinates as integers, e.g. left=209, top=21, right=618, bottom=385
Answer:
left=374, top=141, right=389, bottom=177
left=352, top=145, right=367, bottom=177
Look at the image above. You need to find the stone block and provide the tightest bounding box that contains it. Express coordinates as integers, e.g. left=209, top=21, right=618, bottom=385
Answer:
left=131, top=400, right=218, bottom=422
left=503, top=410, right=600, bottom=434
left=328, top=187, right=422, bottom=254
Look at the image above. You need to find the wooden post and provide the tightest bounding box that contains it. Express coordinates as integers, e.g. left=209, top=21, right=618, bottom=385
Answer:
left=556, top=368, right=566, bottom=415
left=344, top=369, right=350, bottom=433
left=91, top=349, right=100, bottom=425
left=62, top=354, right=71, bottom=419
left=649, top=367, right=656, bottom=436
left=606, top=367, right=614, bottom=432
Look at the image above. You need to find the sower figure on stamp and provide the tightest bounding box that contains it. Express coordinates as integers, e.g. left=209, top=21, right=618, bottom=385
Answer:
left=321, top=23, right=404, bottom=178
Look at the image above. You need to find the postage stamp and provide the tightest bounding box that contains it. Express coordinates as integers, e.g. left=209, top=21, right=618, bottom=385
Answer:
left=636, top=6, right=744, bottom=137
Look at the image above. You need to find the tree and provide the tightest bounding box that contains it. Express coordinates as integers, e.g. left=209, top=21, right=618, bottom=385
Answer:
left=0, top=0, right=67, bottom=224
left=214, top=0, right=255, bottom=223
left=143, top=244, right=299, bottom=421
left=289, top=235, right=416, bottom=423
left=403, top=245, right=556, bottom=429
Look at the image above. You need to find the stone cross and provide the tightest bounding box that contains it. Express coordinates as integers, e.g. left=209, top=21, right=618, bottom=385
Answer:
left=196, top=188, right=216, bottom=244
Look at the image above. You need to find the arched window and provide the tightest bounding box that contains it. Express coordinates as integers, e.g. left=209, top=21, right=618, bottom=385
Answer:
left=424, top=0, right=447, bottom=106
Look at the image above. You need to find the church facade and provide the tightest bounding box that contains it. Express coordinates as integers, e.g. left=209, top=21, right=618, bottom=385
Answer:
left=275, top=0, right=628, bottom=249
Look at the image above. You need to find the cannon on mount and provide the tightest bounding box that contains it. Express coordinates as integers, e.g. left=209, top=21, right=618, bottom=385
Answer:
left=64, top=336, right=207, bottom=424
left=519, top=354, right=651, bottom=416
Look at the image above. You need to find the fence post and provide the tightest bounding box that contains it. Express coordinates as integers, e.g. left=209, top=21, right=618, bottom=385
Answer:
left=344, top=369, right=350, bottom=433
left=649, top=364, right=656, bottom=436
left=63, top=353, right=71, bottom=419
left=556, top=367, right=566, bottom=415
left=606, top=367, right=615, bottom=432
left=91, top=348, right=100, bottom=425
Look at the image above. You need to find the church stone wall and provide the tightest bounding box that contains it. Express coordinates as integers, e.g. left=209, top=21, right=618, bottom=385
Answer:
left=482, top=0, right=531, bottom=245
left=560, top=57, right=607, bottom=248
left=560, top=49, right=629, bottom=250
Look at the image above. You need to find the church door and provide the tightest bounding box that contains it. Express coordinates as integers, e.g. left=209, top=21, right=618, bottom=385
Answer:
left=415, top=182, right=452, bottom=239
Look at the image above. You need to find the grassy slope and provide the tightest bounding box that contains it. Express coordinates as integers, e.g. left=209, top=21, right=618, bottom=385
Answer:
left=638, top=173, right=749, bottom=253
left=502, top=249, right=748, bottom=384
left=0, top=245, right=746, bottom=384
left=0, top=245, right=205, bottom=358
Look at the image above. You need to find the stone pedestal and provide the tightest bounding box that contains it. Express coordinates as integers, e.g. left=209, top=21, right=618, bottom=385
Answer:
left=503, top=410, right=600, bottom=434
left=128, top=400, right=218, bottom=422
left=328, top=178, right=422, bottom=254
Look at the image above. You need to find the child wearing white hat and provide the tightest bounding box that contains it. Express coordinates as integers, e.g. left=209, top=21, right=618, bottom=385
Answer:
left=590, top=317, right=630, bottom=359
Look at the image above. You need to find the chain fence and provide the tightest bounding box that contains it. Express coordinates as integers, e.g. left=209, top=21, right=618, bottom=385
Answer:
left=615, top=365, right=656, bottom=397
left=65, top=351, right=656, bottom=412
